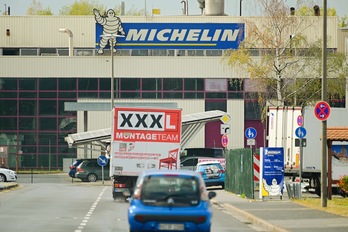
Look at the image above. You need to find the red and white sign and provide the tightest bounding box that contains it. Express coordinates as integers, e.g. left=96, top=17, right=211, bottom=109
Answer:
left=114, top=108, right=181, bottom=143
left=111, top=107, right=182, bottom=176
left=221, top=134, right=228, bottom=147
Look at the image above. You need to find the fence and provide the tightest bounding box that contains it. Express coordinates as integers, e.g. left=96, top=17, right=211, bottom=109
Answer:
left=225, top=148, right=254, bottom=199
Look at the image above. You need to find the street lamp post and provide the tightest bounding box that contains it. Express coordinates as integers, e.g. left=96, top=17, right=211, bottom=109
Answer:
left=59, top=28, right=73, bottom=56
left=100, top=34, right=125, bottom=109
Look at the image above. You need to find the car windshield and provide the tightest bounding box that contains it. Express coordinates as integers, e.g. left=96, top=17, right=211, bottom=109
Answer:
left=140, top=175, right=200, bottom=207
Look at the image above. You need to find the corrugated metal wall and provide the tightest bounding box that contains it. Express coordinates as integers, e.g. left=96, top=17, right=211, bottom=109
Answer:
left=0, top=56, right=234, bottom=78
left=337, top=28, right=348, bottom=54
left=0, top=15, right=338, bottom=48
left=227, top=99, right=244, bottom=149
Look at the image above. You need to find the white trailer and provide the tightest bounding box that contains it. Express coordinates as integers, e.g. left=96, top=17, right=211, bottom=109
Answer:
left=267, top=106, right=348, bottom=195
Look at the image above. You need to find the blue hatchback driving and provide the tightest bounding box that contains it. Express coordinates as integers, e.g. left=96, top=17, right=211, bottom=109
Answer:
left=128, top=170, right=216, bottom=232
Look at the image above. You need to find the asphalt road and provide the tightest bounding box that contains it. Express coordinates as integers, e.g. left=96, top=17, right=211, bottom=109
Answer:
left=0, top=173, right=268, bottom=232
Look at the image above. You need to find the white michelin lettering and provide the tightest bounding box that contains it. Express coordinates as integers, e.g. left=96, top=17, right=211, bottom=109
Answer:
left=125, top=29, right=239, bottom=42
left=170, top=29, right=187, bottom=41
left=157, top=29, right=171, bottom=41
left=148, top=29, right=157, bottom=41
left=186, top=29, right=201, bottom=41
left=200, top=30, right=212, bottom=41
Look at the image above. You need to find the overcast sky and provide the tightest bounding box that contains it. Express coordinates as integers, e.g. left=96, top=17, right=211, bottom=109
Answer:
left=1, top=0, right=347, bottom=17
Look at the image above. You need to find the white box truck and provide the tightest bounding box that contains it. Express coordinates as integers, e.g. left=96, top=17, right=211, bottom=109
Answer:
left=267, top=106, right=348, bottom=196
left=110, top=107, right=182, bottom=200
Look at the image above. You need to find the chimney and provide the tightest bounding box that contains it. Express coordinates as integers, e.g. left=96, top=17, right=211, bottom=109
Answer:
left=313, top=5, right=320, bottom=16
left=290, top=7, right=295, bottom=16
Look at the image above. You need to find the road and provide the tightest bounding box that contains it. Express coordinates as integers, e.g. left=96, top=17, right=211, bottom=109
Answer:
left=0, top=174, right=267, bottom=232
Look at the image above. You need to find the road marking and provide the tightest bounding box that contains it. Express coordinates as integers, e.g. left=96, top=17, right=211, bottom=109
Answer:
left=75, top=187, right=107, bottom=232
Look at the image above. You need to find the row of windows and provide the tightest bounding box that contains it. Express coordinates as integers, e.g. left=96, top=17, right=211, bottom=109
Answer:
left=0, top=78, right=243, bottom=91
left=1, top=48, right=336, bottom=57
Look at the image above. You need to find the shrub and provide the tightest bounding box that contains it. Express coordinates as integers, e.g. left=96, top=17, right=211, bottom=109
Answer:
left=338, top=175, right=348, bottom=193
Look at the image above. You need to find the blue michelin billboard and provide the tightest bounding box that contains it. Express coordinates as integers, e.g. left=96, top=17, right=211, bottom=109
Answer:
left=95, top=22, right=245, bottom=50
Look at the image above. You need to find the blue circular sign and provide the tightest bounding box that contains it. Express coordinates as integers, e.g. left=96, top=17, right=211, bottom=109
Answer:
left=97, top=155, right=108, bottom=167
left=295, top=127, right=307, bottom=139
left=245, top=127, right=257, bottom=139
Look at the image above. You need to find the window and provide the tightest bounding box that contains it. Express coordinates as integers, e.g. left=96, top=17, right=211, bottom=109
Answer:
left=20, top=79, right=36, bottom=90
left=142, top=78, right=162, bottom=90
left=39, top=100, right=57, bottom=116
left=78, top=78, right=98, bottom=91
left=163, top=79, right=182, bottom=91
left=39, top=79, right=57, bottom=90
left=59, top=79, right=76, bottom=91
left=21, top=49, right=39, bottom=56
left=120, top=78, right=140, bottom=91
left=184, top=79, right=204, bottom=91
left=2, top=48, right=19, bottom=55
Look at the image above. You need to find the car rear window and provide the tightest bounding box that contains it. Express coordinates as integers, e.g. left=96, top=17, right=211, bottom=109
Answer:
left=140, top=176, right=200, bottom=207
left=197, top=163, right=223, bottom=173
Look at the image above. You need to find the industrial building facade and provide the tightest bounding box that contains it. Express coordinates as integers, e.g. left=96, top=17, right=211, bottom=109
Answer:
left=0, top=13, right=346, bottom=169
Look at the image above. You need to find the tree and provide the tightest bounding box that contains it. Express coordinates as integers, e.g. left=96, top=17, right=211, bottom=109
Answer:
left=59, top=0, right=104, bottom=15
left=27, top=0, right=53, bottom=15
left=59, top=0, right=144, bottom=16
left=223, top=0, right=347, bottom=119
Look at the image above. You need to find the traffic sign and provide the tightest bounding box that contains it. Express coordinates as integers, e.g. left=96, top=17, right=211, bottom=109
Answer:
left=220, top=124, right=230, bottom=135
left=297, top=115, right=303, bottom=126
left=97, top=155, right=108, bottom=167
left=221, top=134, right=229, bottom=147
left=314, top=101, right=331, bottom=121
left=245, top=127, right=257, bottom=139
left=295, top=127, right=307, bottom=139
left=220, top=114, right=231, bottom=124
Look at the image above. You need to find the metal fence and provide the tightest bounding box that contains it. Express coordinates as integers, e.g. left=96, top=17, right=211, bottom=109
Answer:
left=225, top=148, right=254, bottom=199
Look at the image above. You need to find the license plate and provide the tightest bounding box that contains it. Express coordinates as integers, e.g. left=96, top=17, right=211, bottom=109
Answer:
left=159, top=223, right=185, bottom=231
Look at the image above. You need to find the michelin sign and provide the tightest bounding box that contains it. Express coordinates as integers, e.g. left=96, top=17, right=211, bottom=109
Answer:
left=94, top=9, right=245, bottom=51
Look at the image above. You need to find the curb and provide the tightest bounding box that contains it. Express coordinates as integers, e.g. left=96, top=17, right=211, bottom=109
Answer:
left=0, top=183, right=19, bottom=191
left=212, top=200, right=288, bottom=232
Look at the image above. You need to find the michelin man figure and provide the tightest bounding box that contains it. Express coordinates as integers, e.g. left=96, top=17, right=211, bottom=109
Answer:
left=263, top=178, right=282, bottom=196
left=93, top=8, right=126, bottom=54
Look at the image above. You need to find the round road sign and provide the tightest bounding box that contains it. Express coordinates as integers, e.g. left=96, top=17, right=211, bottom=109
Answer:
left=314, top=101, right=331, bottom=121
left=297, top=115, right=303, bottom=126
left=221, top=134, right=229, bottom=147
left=295, top=127, right=307, bottom=139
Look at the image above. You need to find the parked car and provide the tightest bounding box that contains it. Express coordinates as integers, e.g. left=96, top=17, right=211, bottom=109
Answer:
left=75, top=159, right=110, bottom=182
left=68, top=159, right=84, bottom=178
left=180, top=156, right=226, bottom=170
left=196, top=161, right=225, bottom=189
left=0, top=167, right=17, bottom=182
left=128, top=170, right=216, bottom=232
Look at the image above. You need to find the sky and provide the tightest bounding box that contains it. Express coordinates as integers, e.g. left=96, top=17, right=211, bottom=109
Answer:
left=1, top=0, right=347, bottom=17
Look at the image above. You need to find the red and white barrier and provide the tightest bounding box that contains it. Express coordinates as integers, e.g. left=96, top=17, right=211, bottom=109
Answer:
left=253, top=154, right=260, bottom=182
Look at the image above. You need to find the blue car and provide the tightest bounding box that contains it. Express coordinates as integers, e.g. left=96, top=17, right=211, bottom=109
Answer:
left=196, top=161, right=225, bottom=189
left=68, top=159, right=84, bottom=178
left=128, top=170, right=216, bottom=232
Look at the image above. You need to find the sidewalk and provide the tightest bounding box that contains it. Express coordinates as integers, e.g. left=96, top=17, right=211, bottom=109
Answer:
left=212, top=190, right=348, bottom=232
left=0, top=182, right=18, bottom=191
